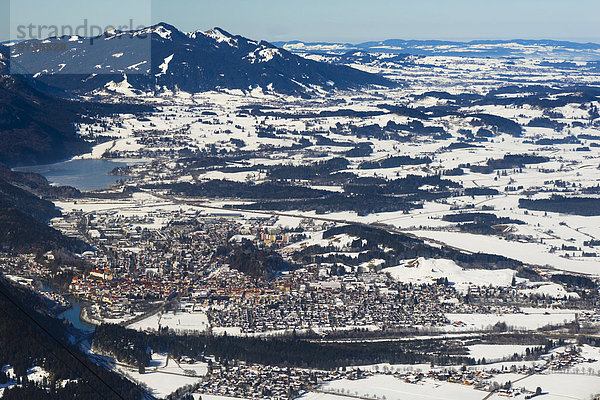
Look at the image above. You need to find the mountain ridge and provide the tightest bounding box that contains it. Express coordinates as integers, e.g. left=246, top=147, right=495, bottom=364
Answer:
left=7, top=22, right=394, bottom=96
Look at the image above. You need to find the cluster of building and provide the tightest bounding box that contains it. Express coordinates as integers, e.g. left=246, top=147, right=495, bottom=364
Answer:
left=544, top=347, right=597, bottom=372
left=60, top=214, right=241, bottom=320
left=194, top=344, right=598, bottom=400
left=464, top=284, right=588, bottom=308
left=69, top=273, right=183, bottom=320
left=197, top=362, right=365, bottom=400
left=197, top=268, right=459, bottom=333
left=55, top=209, right=309, bottom=321
left=0, top=253, right=56, bottom=279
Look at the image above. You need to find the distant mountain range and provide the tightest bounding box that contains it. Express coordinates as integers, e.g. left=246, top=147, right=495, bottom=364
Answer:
left=274, top=39, right=600, bottom=61
left=6, top=23, right=393, bottom=96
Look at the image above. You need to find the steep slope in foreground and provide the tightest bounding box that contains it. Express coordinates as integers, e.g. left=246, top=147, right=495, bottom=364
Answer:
left=0, top=278, right=149, bottom=399
left=9, top=23, right=393, bottom=96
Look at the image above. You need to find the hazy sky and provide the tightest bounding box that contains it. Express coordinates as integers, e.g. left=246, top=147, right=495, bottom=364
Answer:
left=155, top=0, right=600, bottom=43
left=3, top=0, right=600, bottom=43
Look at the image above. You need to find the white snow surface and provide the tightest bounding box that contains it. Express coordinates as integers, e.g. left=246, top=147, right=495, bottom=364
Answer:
left=384, top=258, right=516, bottom=293
left=156, top=54, right=174, bottom=76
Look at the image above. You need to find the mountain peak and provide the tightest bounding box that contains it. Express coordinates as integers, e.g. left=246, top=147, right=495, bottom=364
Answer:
left=151, top=22, right=180, bottom=32
left=211, top=27, right=233, bottom=37
left=132, top=22, right=183, bottom=40
left=188, top=27, right=239, bottom=46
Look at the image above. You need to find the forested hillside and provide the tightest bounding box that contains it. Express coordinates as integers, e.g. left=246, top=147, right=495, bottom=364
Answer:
left=0, top=278, right=148, bottom=399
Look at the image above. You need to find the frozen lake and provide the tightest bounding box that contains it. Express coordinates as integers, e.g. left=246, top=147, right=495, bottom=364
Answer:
left=14, top=159, right=133, bottom=191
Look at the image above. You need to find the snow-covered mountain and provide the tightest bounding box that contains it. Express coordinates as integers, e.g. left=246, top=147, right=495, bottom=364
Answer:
left=6, top=23, right=392, bottom=96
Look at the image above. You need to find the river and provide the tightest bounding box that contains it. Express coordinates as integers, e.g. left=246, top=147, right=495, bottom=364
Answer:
left=14, top=158, right=134, bottom=191
left=41, top=282, right=96, bottom=333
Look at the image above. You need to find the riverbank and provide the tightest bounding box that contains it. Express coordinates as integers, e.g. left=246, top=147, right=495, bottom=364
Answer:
left=79, top=303, right=103, bottom=327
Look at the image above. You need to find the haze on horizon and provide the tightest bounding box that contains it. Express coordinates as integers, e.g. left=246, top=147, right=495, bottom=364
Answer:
left=2, top=0, right=600, bottom=44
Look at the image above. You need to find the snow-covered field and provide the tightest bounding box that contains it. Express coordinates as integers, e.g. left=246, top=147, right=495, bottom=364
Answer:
left=412, top=230, right=600, bottom=276
left=468, top=344, right=532, bottom=361
left=445, top=309, right=577, bottom=331
left=303, top=375, right=490, bottom=400
left=302, top=373, right=600, bottom=400
left=115, top=353, right=208, bottom=398
left=130, top=306, right=209, bottom=333
left=384, top=258, right=516, bottom=293
left=511, top=374, right=600, bottom=400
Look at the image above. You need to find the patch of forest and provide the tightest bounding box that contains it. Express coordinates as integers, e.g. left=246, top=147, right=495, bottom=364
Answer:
left=519, top=195, right=600, bottom=216
left=268, top=158, right=350, bottom=181
left=467, top=154, right=549, bottom=174
left=235, top=192, right=421, bottom=216
left=92, top=324, right=475, bottom=371
left=469, top=113, right=523, bottom=136
left=443, top=212, right=525, bottom=224
left=226, top=240, right=293, bottom=280
left=358, top=155, right=432, bottom=169
left=528, top=117, right=566, bottom=131
left=151, top=174, right=464, bottom=216
left=236, top=174, right=462, bottom=216
left=343, top=175, right=461, bottom=196
left=443, top=212, right=525, bottom=236
left=533, top=136, right=581, bottom=146
left=147, top=180, right=330, bottom=200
